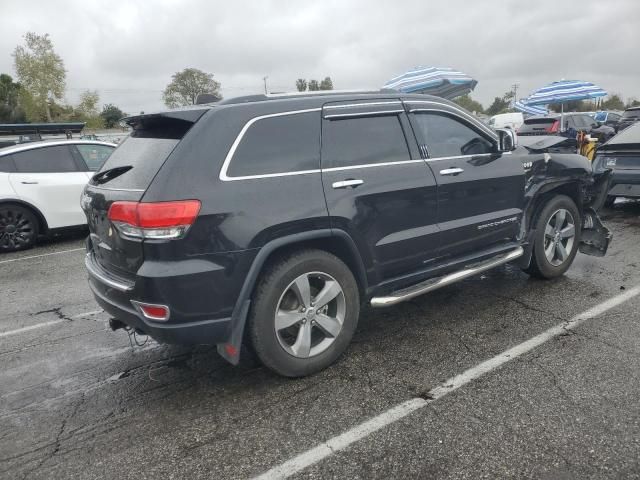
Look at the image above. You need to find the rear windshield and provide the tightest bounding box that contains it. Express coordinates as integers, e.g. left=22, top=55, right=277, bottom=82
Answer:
left=91, top=119, right=191, bottom=190
left=519, top=118, right=556, bottom=133
left=622, top=109, right=640, bottom=120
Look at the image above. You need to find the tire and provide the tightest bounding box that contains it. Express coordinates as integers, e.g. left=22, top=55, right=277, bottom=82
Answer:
left=0, top=204, right=38, bottom=252
left=247, top=249, right=360, bottom=377
left=604, top=195, right=616, bottom=208
left=524, top=195, right=581, bottom=279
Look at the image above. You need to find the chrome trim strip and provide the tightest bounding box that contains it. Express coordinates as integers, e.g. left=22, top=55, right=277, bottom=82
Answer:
left=323, top=101, right=403, bottom=110
left=404, top=101, right=498, bottom=139
left=322, top=159, right=423, bottom=172
left=88, top=185, right=145, bottom=192
left=370, top=247, right=524, bottom=307
left=324, top=109, right=405, bottom=119
left=439, top=167, right=464, bottom=175
left=425, top=152, right=511, bottom=162
left=219, top=108, right=322, bottom=182
left=85, top=254, right=134, bottom=292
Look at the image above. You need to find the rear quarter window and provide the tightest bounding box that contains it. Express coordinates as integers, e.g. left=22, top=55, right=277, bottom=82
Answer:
left=226, top=111, right=320, bottom=178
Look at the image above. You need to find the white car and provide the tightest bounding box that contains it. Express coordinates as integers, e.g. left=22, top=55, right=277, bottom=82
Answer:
left=489, top=112, right=524, bottom=132
left=0, top=139, right=116, bottom=252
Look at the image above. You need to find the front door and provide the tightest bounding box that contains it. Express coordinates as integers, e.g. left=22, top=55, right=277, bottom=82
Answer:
left=321, top=101, right=439, bottom=282
left=407, top=105, right=525, bottom=258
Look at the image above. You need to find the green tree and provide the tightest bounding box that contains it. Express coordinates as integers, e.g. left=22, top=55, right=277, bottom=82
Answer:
left=100, top=104, right=125, bottom=128
left=295, top=79, right=307, bottom=92
left=308, top=79, right=320, bottom=91
left=13, top=32, right=66, bottom=122
left=77, top=90, right=100, bottom=117
left=0, top=73, right=27, bottom=123
left=486, top=90, right=515, bottom=116
left=319, top=77, right=333, bottom=90
left=627, top=98, right=640, bottom=108
left=600, top=94, right=625, bottom=111
left=162, top=68, right=221, bottom=108
left=454, top=94, right=484, bottom=114
left=548, top=100, right=590, bottom=113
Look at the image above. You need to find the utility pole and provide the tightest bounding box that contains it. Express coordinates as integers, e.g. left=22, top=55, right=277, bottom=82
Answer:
left=263, top=76, right=268, bottom=94
left=511, top=83, right=520, bottom=107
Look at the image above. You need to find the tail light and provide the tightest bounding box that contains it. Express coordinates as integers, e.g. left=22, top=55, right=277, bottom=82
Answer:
left=546, top=120, right=560, bottom=133
left=108, top=200, right=201, bottom=240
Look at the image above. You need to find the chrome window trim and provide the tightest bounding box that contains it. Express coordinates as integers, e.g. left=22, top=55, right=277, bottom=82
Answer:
left=324, top=109, right=405, bottom=119
left=405, top=101, right=498, bottom=139
left=323, top=101, right=403, bottom=110
left=219, top=108, right=322, bottom=182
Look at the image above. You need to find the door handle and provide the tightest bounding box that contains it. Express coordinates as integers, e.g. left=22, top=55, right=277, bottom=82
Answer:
left=332, top=179, right=364, bottom=189
left=20, top=181, right=39, bottom=184
left=439, top=167, right=464, bottom=176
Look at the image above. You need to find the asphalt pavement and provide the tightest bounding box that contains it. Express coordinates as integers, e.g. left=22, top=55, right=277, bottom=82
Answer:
left=1, top=202, right=640, bottom=480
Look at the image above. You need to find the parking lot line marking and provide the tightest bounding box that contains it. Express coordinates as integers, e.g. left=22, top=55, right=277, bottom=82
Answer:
left=0, top=309, right=103, bottom=338
left=0, top=247, right=85, bottom=265
left=253, top=285, right=640, bottom=480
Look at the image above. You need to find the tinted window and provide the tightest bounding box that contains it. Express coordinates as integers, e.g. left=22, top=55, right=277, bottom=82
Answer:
left=12, top=146, right=78, bottom=173
left=227, top=112, right=320, bottom=177
left=412, top=113, right=493, bottom=158
left=594, top=112, right=607, bottom=122
left=0, top=155, right=16, bottom=172
left=75, top=144, right=114, bottom=171
left=322, top=115, right=410, bottom=168
left=608, top=113, right=621, bottom=122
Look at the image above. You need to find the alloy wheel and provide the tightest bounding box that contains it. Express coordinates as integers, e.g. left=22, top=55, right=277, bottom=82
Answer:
left=543, top=208, right=576, bottom=266
left=274, top=271, right=346, bottom=358
left=0, top=208, right=36, bottom=251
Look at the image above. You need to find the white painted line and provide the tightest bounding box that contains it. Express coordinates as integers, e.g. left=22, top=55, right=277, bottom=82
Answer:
left=0, top=247, right=85, bottom=265
left=254, top=285, right=640, bottom=480
left=0, top=309, right=104, bottom=338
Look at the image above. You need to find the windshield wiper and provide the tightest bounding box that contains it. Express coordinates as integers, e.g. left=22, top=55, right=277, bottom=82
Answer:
left=91, top=165, right=133, bottom=185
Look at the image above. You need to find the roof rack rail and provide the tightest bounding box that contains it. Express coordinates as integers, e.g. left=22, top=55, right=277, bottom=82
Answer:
left=216, top=89, right=399, bottom=105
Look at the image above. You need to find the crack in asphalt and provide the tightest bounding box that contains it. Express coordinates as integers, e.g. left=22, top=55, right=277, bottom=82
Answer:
left=486, top=292, right=565, bottom=322
left=18, top=392, right=86, bottom=480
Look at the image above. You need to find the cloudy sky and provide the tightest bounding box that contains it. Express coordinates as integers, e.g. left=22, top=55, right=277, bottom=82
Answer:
left=1, top=0, right=638, bottom=114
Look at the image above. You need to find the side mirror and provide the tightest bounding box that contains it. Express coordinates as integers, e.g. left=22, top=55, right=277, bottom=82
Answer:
left=496, top=128, right=517, bottom=152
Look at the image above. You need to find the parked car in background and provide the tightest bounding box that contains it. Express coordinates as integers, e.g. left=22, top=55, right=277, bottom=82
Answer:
left=616, top=107, right=640, bottom=132
left=82, top=91, right=611, bottom=377
left=489, top=112, right=524, bottom=131
left=593, top=122, right=640, bottom=207
left=0, top=140, right=116, bottom=252
left=591, top=111, right=622, bottom=128
left=518, top=113, right=615, bottom=143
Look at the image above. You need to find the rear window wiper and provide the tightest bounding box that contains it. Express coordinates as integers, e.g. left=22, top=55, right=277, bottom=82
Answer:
left=91, top=165, right=133, bottom=185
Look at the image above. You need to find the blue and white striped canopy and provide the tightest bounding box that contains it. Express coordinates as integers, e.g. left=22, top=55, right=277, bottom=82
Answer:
left=383, top=66, right=477, bottom=99
left=525, top=80, right=607, bottom=106
left=514, top=100, right=548, bottom=116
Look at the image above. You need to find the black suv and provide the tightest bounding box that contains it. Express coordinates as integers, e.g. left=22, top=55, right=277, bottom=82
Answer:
left=82, top=92, right=611, bottom=377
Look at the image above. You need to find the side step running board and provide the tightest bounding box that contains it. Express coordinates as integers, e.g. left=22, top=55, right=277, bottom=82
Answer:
left=370, top=247, right=524, bottom=307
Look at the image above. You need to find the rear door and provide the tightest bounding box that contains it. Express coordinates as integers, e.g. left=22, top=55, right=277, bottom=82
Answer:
left=8, top=144, right=89, bottom=228
left=72, top=143, right=115, bottom=174
left=320, top=100, right=439, bottom=281
left=406, top=103, right=525, bottom=258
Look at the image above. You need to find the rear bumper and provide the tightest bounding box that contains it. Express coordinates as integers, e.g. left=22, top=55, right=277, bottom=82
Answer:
left=85, top=251, right=237, bottom=345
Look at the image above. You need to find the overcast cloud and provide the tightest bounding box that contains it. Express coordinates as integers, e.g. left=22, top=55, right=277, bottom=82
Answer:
left=1, top=0, right=638, bottom=114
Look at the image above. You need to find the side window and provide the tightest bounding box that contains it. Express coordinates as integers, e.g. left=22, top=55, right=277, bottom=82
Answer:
left=412, top=112, right=493, bottom=158
left=12, top=146, right=78, bottom=173
left=75, top=144, right=114, bottom=171
left=226, top=111, right=320, bottom=177
left=0, top=155, right=16, bottom=172
left=321, top=115, right=410, bottom=168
